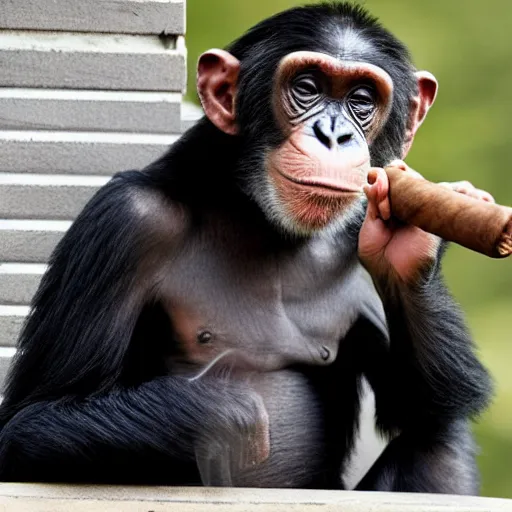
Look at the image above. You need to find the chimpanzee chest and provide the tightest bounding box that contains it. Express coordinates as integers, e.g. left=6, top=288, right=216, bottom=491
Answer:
left=161, top=221, right=385, bottom=371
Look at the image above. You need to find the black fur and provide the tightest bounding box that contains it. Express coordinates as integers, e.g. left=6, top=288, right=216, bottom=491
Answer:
left=0, top=2, right=492, bottom=492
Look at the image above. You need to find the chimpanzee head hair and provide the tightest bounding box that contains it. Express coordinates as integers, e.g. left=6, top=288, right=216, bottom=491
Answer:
left=227, top=2, right=418, bottom=167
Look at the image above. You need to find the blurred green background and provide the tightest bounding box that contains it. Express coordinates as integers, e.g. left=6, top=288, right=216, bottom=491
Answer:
left=184, top=0, right=512, bottom=499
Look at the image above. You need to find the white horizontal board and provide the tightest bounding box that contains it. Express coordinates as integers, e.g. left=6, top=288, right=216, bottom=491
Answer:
left=0, top=31, right=186, bottom=91
left=0, top=484, right=512, bottom=511
left=0, top=131, right=178, bottom=175
left=0, top=264, right=45, bottom=305
left=181, top=101, right=204, bottom=133
left=0, top=220, right=70, bottom=263
left=0, top=350, right=16, bottom=392
left=0, top=174, right=109, bottom=220
left=0, top=89, right=182, bottom=134
left=0, top=0, right=185, bottom=36
left=0, top=307, right=27, bottom=348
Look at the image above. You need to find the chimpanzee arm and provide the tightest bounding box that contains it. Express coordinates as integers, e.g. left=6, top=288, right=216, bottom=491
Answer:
left=355, top=416, right=479, bottom=494
left=0, top=170, right=265, bottom=483
left=0, top=171, right=162, bottom=414
left=0, top=376, right=265, bottom=483
left=356, top=266, right=492, bottom=494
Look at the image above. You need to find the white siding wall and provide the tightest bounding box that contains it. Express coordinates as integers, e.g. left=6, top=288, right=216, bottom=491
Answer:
left=0, top=0, right=202, bottom=388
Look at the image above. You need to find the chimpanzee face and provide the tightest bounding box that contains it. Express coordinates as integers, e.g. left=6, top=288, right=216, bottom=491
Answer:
left=266, top=51, right=394, bottom=231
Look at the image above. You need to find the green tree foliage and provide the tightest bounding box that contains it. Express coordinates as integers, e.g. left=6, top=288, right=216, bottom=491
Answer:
left=185, top=0, right=512, bottom=498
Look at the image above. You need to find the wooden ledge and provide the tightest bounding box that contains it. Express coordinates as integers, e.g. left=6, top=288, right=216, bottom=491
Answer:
left=0, top=484, right=510, bottom=511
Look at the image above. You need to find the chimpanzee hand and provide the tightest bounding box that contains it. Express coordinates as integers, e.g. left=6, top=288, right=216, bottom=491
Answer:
left=358, top=160, right=494, bottom=284
left=194, top=382, right=270, bottom=486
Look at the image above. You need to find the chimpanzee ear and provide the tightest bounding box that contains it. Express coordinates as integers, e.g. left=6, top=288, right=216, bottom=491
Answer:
left=197, top=49, right=240, bottom=135
left=402, top=71, right=438, bottom=157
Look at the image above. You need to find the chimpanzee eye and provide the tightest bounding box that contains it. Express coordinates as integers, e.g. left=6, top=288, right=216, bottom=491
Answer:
left=347, top=86, right=377, bottom=128
left=286, top=72, right=325, bottom=124
left=292, top=74, right=321, bottom=106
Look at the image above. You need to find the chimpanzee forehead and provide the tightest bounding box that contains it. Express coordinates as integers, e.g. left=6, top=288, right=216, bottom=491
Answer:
left=330, top=26, right=377, bottom=61
left=313, top=22, right=384, bottom=67
left=227, top=3, right=415, bottom=76
left=276, top=23, right=392, bottom=74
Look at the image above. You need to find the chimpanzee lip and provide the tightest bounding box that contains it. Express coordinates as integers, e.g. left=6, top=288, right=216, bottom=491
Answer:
left=275, top=168, right=362, bottom=194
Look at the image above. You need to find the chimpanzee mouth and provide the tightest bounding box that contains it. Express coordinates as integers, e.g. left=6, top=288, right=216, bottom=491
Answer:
left=276, top=169, right=363, bottom=195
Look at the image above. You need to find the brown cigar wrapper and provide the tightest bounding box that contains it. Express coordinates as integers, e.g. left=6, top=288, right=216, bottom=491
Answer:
left=383, top=166, right=512, bottom=259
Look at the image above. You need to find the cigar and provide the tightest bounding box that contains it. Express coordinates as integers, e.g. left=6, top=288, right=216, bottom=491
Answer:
left=383, top=165, right=512, bottom=259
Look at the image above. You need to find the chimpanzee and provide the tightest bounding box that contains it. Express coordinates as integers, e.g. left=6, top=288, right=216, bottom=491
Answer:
left=0, top=2, right=493, bottom=494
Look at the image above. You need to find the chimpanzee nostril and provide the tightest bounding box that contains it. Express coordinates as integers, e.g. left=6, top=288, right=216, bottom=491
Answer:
left=337, top=134, right=352, bottom=145
left=313, top=121, right=332, bottom=149
left=314, top=119, right=353, bottom=150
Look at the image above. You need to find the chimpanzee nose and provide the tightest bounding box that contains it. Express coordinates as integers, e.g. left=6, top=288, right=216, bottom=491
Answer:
left=313, top=118, right=353, bottom=150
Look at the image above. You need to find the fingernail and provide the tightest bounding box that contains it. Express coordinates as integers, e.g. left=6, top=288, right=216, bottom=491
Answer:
left=367, top=171, right=377, bottom=185
left=387, top=160, right=407, bottom=172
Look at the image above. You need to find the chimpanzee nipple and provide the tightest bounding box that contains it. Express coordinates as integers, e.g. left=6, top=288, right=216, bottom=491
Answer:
left=320, top=346, right=331, bottom=361
left=197, top=330, right=213, bottom=344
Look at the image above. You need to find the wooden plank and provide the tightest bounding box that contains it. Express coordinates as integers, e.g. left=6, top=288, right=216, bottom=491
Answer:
left=0, top=89, right=182, bottom=134
left=0, top=307, right=27, bottom=348
left=0, top=131, right=178, bottom=175
left=0, top=348, right=15, bottom=391
left=0, top=0, right=185, bottom=36
left=0, top=220, right=69, bottom=263
left=0, top=174, right=108, bottom=220
left=0, top=485, right=510, bottom=511
left=0, top=31, right=186, bottom=91
left=0, top=264, right=44, bottom=305
left=181, top=101, right=204, bottom=133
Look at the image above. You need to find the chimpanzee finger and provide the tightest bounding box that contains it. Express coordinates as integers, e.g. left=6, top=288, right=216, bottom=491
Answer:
left=363, top=175, right=380, bottom=222
left=387, top=159, right=425, bottom=180
left=365, top=168, right=391, bottom=221
left=387, top=159, right=408, bottom=171
left=438, top=181, right=496, bottom=203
